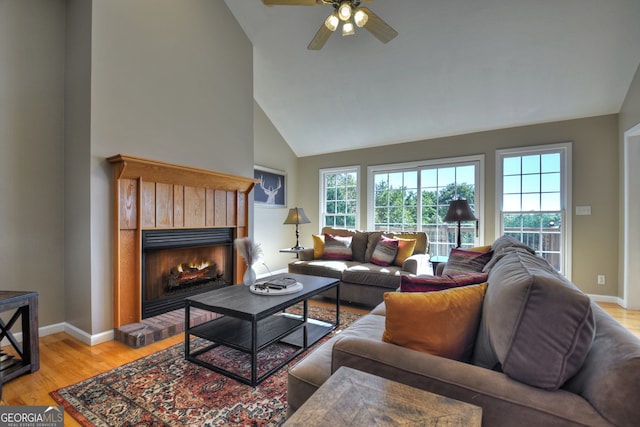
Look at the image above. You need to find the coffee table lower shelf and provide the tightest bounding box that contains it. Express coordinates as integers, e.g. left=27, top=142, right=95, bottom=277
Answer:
left=185, top=274, right=340, bottom=387
left=187, top=313, right=335, bottom=386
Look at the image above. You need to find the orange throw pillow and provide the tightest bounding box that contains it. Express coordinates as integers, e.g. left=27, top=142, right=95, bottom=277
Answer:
left=467, top=245, right=492, bottom=253
left=382, top=283, right=488, bottom=361
left=312, top=234, right=325, bottom=259
left=393, top=237, right=417, bottom=266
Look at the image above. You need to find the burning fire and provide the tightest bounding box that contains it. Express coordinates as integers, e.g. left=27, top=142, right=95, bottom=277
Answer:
left=177, top=261, right=211, bottom=273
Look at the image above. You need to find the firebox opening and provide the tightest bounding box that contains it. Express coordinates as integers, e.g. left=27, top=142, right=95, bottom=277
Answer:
left=142, top=228, right=234, bottom=319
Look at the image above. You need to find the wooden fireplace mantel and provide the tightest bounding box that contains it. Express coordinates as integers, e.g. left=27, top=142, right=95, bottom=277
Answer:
left=108, top=154, right=257, bottom=327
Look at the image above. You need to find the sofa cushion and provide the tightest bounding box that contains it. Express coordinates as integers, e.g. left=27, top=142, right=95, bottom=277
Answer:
left=382, top=283, right=488, bottom=361
left=370, top=235, right=399, bottom=266
left=288, top=259, right=357, bottom=279
left=393, top=237, right=417, bottom=266
left=400, top=272, right=488, bottom=293
left=562, top=303, right=640, bottom=426
left=341, top=264, right=403, bottom=289
left=322, top=234, right=353, bottom=260
left=491, top=234, right=537, bottom=256
left=364, top=232, right=384, bottom=262
left=288, top=313, right=386, bottom=413
left=442, top=247, right=493, bottom=275
left=474, top=250, right=595, bottom=390
left=350, top=232, right=370, bottom=263
left=483, top=234, right=537, bottom=272
left=320, top=227, right=368, bottom=262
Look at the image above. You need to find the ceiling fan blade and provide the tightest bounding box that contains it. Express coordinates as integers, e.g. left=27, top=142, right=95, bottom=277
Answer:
left=358, top=7, right=398, bottom=44
left=307, top=21, right=333, bottom=50
left=262, top=0, right=323, bottom=5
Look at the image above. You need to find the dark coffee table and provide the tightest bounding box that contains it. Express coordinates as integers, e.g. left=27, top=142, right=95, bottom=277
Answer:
left=184, top=273, right=340, bottom=386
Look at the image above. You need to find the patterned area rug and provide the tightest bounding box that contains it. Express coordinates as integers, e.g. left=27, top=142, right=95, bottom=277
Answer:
left=51, top=304, right=361, bottom=427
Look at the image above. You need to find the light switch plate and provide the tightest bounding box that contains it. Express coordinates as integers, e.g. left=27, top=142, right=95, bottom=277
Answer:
left=575, top=206, right=591, bottom=215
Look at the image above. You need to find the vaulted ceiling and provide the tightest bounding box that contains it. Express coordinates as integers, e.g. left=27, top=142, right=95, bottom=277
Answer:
left=225, top=0, right=640, bottom=157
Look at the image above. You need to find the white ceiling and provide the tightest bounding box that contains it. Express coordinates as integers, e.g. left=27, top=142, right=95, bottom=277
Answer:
left=225, top=0, right=640, bottom=157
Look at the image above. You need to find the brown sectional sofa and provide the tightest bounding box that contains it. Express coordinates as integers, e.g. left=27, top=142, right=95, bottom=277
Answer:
left=287, top=236, right=640, bottom=426
left=288, top=227, right=431, bottom=307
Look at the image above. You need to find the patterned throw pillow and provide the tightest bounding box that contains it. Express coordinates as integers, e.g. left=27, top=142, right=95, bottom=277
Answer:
left=401, top=271, right=488, bottom=292
left=370, top=236, right=399, bottom=266
left=442, top=248, right=493, bottom=276
left=383, top=283, right=488, bottom=361
left=393, top=237, right=417, bottom=266
left=322, top=234, right=353, bottom=260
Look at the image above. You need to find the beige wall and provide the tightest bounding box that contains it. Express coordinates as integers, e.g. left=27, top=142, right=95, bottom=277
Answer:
left=84, top=0, right=254, bottom=336
left=297, top=115, right=619, bottom=297
left=1, top=0, right=254, bottom=339
left=64, top=0, right=94, bottom=336
left=619, top=63, right=640, bottom=303
left=253, top=102, right=300, bottom=273
left=0, top=1, right=66, bottom=328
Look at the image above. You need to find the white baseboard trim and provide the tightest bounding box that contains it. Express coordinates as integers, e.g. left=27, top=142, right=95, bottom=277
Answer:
left=1, top=322, right=114, bottom=347
left=63, top=322, right=114, bottom=346
left=588, top=294, right=624, bottom=305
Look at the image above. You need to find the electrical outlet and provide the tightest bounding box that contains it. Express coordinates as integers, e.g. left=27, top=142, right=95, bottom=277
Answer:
left=597, top=275, right=606, bottom=286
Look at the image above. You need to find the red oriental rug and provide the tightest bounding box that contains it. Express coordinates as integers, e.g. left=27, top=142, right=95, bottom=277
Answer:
left=51, top=304, right=361, bottom=427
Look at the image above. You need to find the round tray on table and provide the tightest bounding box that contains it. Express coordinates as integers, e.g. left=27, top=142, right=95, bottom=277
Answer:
left=249, top=281, right=303, bottom=296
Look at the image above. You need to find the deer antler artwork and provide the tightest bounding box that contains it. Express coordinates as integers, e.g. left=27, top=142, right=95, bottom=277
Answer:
left=259, top=175, right=282, bottom=204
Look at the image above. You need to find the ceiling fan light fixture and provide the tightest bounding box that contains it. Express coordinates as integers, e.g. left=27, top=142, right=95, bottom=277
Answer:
left=324, top=12, right=339, bottom=31
left=338, top=2, right=352, bottom=21
left=354, top=9, right=368, bottom=27
left=342, top=20, right=355, bottom=36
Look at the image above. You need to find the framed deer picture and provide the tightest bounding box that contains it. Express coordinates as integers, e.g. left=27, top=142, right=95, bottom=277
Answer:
left=254, top=166, right=286, bottom=208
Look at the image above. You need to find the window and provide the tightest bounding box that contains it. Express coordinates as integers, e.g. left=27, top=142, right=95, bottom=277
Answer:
left=320, top=166, right=360, bottom=229
left=368, top=156, right=484, bottom=256
left=497, top=143, right=572, bottom=276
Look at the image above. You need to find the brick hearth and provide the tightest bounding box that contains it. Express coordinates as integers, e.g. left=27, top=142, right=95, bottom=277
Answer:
left=114, top=307, right=219, bottom=348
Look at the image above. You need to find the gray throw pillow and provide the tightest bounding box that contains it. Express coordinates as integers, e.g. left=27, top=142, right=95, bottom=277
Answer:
left=475, top=250, right=595, bottom=390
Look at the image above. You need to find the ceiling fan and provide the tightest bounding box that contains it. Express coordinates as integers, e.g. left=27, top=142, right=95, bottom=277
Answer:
left=262, top=0, right=398, bottom=50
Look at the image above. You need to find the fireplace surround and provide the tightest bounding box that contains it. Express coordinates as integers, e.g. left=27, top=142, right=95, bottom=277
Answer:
left=141, top=228, right=233, bottom=318
left=108, top=154, right=257, bottom=327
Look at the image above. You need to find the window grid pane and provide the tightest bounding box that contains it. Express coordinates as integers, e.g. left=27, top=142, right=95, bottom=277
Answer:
left=322, top=170, right=358, bottom=229
left=373, top=163, right=478, bottom=254
left=501, top=151, right=564, bottom=272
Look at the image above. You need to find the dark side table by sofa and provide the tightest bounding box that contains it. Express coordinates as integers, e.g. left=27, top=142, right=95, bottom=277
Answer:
left=284, top=366, right=482, bottom=426
left=430, top=255, right=449, bottom=274
left=0, top=291, right=40, bottom=398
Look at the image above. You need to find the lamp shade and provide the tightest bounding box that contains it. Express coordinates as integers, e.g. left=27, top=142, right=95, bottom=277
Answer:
left=443, top=199, right=476, bottom=222
left=283, top=207, right=311, bottom=225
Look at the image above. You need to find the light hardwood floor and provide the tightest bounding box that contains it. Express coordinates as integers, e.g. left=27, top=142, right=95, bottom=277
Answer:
left=0, top=302, right=637, bottom=427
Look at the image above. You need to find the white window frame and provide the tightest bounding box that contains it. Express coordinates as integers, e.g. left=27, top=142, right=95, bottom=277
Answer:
left=367, top=155, right=485, bottom=248
left=319, top=165, right=361, bottom=231
left=496, top=142, right=572, bottom=279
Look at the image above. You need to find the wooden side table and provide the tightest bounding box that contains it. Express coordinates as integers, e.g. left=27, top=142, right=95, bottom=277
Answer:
left=284, top=366, right=482, bottom=426
left=0, top=291, right=40, bottom=390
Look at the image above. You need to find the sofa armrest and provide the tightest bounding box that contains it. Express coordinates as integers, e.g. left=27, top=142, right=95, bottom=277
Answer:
left=402, top=253, right=431, bottom=275
left=297, top=248, right=315, bottom=261
left=331, top=335, right=607, bottom=426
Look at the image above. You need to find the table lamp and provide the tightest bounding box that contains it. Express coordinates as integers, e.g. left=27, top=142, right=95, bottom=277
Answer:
left=443, top=199, right=476, bottom=248
left=283, top=207, right=311, bottom=250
